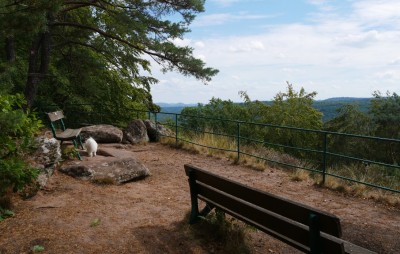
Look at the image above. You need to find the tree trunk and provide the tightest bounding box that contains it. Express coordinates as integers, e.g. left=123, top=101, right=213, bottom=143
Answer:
left=5, top=36, right=15, bottom=62
left=24, top=31, right=51, bottom=110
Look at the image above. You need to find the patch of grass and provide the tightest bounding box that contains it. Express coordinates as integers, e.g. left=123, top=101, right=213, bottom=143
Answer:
left=187, top=210, right=251, bottom=254
left=0, top=207, right=15, bottom=221
left=32, top=245, right=45, bottom=252
left=61, top=146, right=79, bottom=160
left=291, top=169, right=310, bottom=182
left=160, top=131, right=399, bottom=207
left=90, top=218, right=101, bottom=227
left=91, top=176, right=116, bottom=185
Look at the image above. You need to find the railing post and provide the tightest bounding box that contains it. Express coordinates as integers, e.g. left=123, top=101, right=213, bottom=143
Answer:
left=175, top=114, right=179, bottom=146
left=322, top=132, right=328, bottom=184
left=148, top=111, right=151, bottom=120
left=237, top=121, right=241, bottom=163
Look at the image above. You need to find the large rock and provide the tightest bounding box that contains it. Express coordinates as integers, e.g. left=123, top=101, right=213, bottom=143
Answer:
left=32, top=137, right=62, bottom=187
left=122, top=119, right=149, bottom=144
left=59, top=147, right=150, bottom=184
left=81, top=124, right=123, bottom=143
left=144, top=120, right=173, bottom=142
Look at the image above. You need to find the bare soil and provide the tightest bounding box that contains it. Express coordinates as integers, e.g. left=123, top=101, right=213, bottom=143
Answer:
left=0, top=143, right=399, bottom=254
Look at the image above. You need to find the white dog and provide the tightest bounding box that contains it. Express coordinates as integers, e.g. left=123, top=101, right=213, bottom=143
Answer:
left=85, top=137, right=98, bottom=157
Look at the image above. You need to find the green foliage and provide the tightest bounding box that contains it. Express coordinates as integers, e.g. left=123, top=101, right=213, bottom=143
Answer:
left=180, top=84, right=323, bottom=158
left=370, top=91, right=400, bottom=163
left=325, top=91, right=400, bottom=164
left=324, top=104, right=375, bottom=163
left=61, top=146, right=79, bottom=160
left=313, top=98, right=371, bottom=122
left=0, top=207, right=15, bottom=221
left=32, top=245, right=45, bottom=252
left=90, top=218, right=101, bottom=227
left=1, top=0, right=218, bottom=118
left=370, top=91, right=400, bottom=139
left=260, top=83, right=323, bottom=156
left=0, top=94, right=41, bottom=197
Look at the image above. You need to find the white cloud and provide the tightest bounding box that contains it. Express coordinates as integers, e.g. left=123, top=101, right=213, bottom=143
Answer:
left=196, top=54, right=206, bottom=61
left=169, top=38, right=191, bottom=47
left=151, top=0, right=400, bottom=103
left=194, top=41, right=205, bottom=48
left=193, top=13, right=272, bottom=27
left=353, top=0, right=400, bottom=25
left=210, top=0, right=259, bottom=7
left=229, top=40, right=265, bottom=52
left=307, top=0, right=335, bottom=12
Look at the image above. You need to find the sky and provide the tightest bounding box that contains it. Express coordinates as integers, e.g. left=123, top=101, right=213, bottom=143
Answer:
left=151, top=0, right=400, bottom=104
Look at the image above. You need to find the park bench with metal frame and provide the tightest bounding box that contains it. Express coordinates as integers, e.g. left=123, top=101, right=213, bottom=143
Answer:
left=47, top=110, right=84, bottom=160
left=184, top=164, right=375, bottom=254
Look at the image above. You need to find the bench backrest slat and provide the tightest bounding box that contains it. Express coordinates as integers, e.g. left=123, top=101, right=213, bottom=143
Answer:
left=197, top=183, right=344, bottom=254
left=185, top=164, right=342, bottom=238
left=47, top=111, right=65, bottom=122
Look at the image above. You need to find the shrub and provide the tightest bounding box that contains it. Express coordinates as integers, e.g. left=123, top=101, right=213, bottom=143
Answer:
left=0, top=94, right=42, bottom=201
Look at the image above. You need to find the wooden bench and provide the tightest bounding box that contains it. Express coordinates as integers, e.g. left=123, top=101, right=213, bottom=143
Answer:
left=184, top=164, right=375, bottom=254
left=47, top=111, right=84, bottom=160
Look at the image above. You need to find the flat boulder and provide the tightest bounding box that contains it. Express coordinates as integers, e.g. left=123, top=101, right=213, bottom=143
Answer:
left=122, top=119, right=149, bottom=144
left=81, top=124, right=123, bottom=143
left=59, top=147, right=150, bottom=184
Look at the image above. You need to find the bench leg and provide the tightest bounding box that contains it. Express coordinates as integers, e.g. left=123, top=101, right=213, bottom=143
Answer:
left=78, top=135, right=84, bottom=149
left=188, top=169, right=200, bottom=224
left=309, top=213, right=322, bottom=254
left=72, top=140, right=82, bottom=160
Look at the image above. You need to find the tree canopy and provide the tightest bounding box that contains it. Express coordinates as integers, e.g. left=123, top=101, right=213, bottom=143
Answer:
left=0, top=0, right=218, bottom=112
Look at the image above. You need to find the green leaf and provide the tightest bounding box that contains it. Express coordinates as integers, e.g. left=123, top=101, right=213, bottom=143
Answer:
left=90, top=218, right=101, bottom=227
left=32, top=245, right=45, bottom=252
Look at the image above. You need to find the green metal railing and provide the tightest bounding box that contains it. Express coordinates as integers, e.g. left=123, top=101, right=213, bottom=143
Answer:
left=149, top=111, right=399, bottom=194
left=39, top=105, right=399, bottom=193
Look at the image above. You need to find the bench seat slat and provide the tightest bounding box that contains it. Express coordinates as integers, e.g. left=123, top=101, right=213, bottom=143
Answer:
left=185, top=164, right=342, bottom=237
left=55, top=128, right=82, bottom=141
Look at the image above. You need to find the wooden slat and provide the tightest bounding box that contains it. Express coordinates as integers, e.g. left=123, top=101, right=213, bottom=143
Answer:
left=184, top=164, right=342, bottom=237
left=196, top=183, right=344, bottom=254
left=47, top=111, right=65, bottom=122
left=56, top=128, right=82, bottom=141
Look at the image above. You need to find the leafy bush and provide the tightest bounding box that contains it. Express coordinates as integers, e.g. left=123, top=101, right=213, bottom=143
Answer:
left=0, top=94, right=42, bottom=200
left=180, top=84, right=323, bottom=159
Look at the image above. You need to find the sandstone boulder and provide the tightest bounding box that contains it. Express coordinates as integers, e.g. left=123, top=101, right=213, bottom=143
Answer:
left=144, top=120, right=173, bottom=142
left=81, top=124, right=123, bottom=143
left=59, top=147, right=150, bottom=184
left=32, top=137, right=62, bottom=187
left=122, top=119, right=149, bottom=144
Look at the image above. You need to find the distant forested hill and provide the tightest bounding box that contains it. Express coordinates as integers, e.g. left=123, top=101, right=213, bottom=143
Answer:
left=157, top=97, right=372, bottom=123
left=313, top=97, right=371, bottom=122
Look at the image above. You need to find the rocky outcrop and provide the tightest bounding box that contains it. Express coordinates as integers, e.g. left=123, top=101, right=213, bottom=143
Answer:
left=144, top=120, right=173, bottom=142
left=81, top=124, right=123, bottom=143
left=59, top=147, right=150, bottom=184
left=122, top=120, right=149, bottom=144
left=32, top=137, right=62, bottom=187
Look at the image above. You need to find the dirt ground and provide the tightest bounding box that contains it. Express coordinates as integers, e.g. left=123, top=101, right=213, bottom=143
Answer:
left=0, top=143, right=399, bottom=254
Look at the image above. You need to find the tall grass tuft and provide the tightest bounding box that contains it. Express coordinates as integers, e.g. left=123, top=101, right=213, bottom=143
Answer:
left=185, top=209, right=251, bottom=254
left=160, top=130, right=399, bottom=207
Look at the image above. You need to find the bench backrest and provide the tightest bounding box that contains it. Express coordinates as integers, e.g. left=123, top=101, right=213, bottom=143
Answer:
left=47, top=111, right=65, bottom=122
left=185, top=164, right=345, bottom=254
left=47, top=111, right=68, bottom=138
